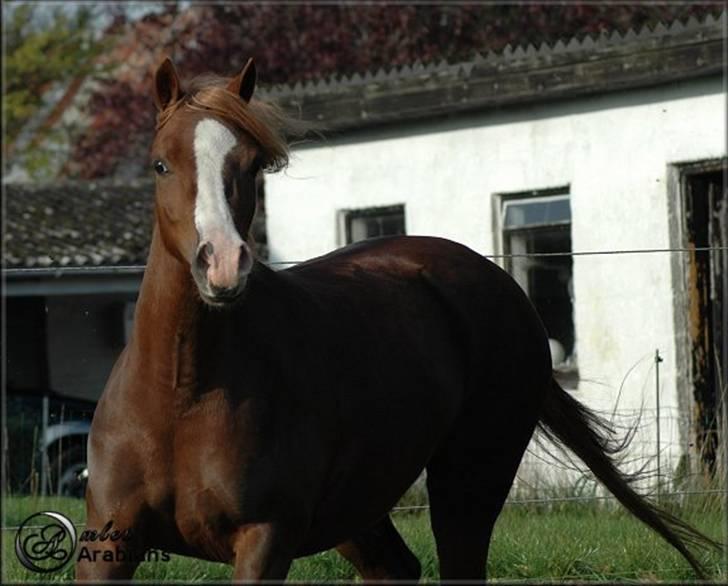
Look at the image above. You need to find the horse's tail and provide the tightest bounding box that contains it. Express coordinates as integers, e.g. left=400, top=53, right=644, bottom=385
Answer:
left=538, top=378, right=721, bottom=577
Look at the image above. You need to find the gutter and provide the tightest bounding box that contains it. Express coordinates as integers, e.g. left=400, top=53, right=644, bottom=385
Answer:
left=3, top=265, right=146, bottom=296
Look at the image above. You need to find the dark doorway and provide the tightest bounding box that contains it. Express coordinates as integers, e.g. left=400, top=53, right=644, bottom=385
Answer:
left=683, top=164, right=726, bottom=477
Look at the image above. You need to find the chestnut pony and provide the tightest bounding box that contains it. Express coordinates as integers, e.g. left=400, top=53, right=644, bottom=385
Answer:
left=77, top=58, right=718, bottom=582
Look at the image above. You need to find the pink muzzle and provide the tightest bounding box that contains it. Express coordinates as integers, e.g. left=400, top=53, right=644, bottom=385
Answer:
left=195, top=237, right=253, bottom=295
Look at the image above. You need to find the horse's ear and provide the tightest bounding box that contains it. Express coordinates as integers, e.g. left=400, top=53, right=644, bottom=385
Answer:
left=154, top=57, right=181, bottom=111
left=227, top=58, right=256, bottom=103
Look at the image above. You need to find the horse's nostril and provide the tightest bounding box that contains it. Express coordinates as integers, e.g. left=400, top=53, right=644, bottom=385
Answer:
left=210, top=284, right=241, bottom=300
left=196, top=242, right=214, bottom=271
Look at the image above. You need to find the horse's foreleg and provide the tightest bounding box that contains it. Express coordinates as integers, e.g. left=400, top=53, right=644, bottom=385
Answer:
left=75, top=488, right=147, bottom=582
left=336, top=515, right=421, bottom=582
left=230, top=523, right=293, bottom=581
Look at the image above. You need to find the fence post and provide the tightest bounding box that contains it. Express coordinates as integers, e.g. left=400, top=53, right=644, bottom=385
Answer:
left=655, top=349, right=663, bottom=503
left=723, top=365, right=728, bottom=580
left=40, top=394, right=49, bottom=497
left=2, top=425, right=8, bottom=495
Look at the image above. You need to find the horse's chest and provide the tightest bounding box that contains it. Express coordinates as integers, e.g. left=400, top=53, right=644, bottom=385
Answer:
left=170, top=393, right=256, bottom=559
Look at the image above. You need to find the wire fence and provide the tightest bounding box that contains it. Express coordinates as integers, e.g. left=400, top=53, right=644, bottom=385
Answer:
left=388, top=358, right=728, bottom=515
left=3, top=242, right=728, bottom=583
left=5, top=245, right=728, bottom=504
left=266, top=244, right=728, bottom=265
left=287, top=239, right=725, bottom=572
left=5, top=244, right=728, bottom=275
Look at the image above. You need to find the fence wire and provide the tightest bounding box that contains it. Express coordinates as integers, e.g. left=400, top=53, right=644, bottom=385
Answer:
left=4, top=244, right=728, bottom=275
left=267, top=245, right=728, bottom=266
left=388, top=489, right=728, bottom=515
left=3, top=241, right=727, bottom=580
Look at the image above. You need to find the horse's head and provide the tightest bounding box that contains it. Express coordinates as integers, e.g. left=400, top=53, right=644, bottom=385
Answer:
left=150, top=58, right=289, bottom=307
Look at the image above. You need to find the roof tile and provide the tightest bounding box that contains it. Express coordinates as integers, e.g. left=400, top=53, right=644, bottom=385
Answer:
left=4, top=180, right=269, bottom=269
left=3, top=181, right=155, bottom=269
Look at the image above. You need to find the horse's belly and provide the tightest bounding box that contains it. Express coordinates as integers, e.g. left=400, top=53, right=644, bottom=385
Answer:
left=299, top=452, right=431, bottom=555
left=300, top=377, right=460, bottom=554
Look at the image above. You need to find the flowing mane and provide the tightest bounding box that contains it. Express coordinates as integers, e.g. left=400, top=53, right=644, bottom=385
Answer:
left=156, top=73, right=299, bottom=172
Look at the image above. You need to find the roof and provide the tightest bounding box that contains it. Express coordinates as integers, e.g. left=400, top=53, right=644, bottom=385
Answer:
left=3, top=13, right=723, bottom=271
left=3, top=181, right=155, bottom=269
left=264, top=11, right=726, bottom=132
left=3, top=181, right=269, bottom=270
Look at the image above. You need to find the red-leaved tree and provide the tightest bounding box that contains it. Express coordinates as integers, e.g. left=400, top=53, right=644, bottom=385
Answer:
left=68, top=3, right=719, bottom=179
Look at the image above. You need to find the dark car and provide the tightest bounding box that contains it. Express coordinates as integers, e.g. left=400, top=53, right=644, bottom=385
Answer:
left=6, top=390, right=95, bottom=497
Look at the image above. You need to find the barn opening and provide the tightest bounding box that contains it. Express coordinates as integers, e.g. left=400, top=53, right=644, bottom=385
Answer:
left=682, top=161, right=727, bottom=478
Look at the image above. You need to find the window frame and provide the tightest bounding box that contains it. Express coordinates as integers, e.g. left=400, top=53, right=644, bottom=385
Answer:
left=493, top=186, right=577, bottom=384
left=492, top=186, right=571, bottom=264
left=338, top=204, right=406, bottom=246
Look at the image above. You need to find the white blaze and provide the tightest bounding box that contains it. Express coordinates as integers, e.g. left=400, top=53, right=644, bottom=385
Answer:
left=193, top=118, right=242, bottom=245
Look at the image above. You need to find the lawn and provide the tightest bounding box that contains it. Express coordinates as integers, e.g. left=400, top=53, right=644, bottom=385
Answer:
left=2, top=495, right=725, bottom=583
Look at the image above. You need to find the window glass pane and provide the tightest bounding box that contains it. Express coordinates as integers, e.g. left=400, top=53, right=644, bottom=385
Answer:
left=502, top=188, right=574, bottom=371
left=366, top=218, right=381, bottom=238
left=503, top=195, right=571, bottom=229
left=381, top=215, right=405, bottom=236
left=350, top=217, right=369, bottom=242
left=346, top=205, right=405, bottom=244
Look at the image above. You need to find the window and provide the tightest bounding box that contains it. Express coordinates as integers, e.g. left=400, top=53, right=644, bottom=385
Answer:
left=342, top=204, right=406, bottom=245
left=499, top=188, right=575, bottom=372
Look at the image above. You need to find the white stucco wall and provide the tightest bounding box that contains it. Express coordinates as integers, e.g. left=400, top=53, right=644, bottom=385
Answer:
left=266, top=77, right=725, bottom=480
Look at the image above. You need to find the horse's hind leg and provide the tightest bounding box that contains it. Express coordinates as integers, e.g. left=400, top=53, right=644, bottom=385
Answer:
left=336, top=515, right=421, bottom=582
left=426, top=463, right=501, bottom=580
left=426, top=398, right=539, bottom=581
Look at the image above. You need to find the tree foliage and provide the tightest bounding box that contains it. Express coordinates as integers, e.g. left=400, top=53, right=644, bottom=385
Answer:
left=58, top=3, right=723, bottom=179
left=3, top=4, right=113, bottom=177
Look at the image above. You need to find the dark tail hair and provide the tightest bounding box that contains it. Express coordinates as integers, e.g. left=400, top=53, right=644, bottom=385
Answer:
left=539, top=378, right=721, bottom=577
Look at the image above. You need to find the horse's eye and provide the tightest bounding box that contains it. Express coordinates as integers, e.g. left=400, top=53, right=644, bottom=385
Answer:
left=153, top=160, right=169, bottom=175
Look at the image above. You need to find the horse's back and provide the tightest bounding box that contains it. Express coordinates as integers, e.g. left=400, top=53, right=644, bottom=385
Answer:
left=284, top=235, right=552, bottom=387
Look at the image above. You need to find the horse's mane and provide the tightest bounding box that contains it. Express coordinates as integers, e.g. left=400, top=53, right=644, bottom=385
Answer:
left=156, top=73, right=306, bottom=172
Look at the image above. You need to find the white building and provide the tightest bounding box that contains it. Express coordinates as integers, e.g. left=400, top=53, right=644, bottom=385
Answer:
left=264, top=14, right=726, bottom=488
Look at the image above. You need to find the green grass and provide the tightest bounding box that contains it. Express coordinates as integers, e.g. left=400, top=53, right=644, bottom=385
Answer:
left=2, top=495, right=725, bottom=583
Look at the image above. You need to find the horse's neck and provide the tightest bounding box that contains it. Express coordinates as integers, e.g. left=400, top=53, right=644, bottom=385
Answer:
left=129, top=226, right=202, bottom=396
